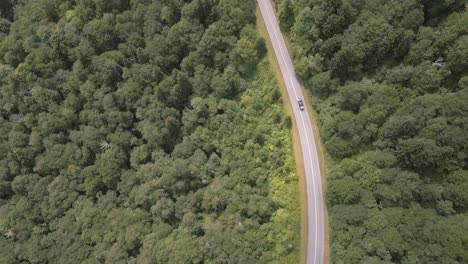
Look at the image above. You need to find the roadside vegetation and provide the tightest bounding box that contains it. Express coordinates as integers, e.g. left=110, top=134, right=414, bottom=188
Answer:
left=0, top=0, right=300, bottom=263
left=276, top=0, right=468, bottom=263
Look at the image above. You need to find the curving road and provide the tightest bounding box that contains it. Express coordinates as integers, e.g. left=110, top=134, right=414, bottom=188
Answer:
left=257, top=1, right=325, bottom=263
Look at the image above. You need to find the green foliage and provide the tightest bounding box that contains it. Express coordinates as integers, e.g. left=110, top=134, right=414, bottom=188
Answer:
left=316, top=0, right=358, bottom=39
left=0, top=0, right=300, bottom=263
left=327, top=176, right=362, bottom=205
left=280, top=0, right=468, bottom=262
left=0, top=0, right=14, bottom=21
left=278, top=0, right=295, bottom=31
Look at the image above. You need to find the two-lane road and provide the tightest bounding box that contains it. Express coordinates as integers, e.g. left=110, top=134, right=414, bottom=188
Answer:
left=257, top=1, right=325, bottom=263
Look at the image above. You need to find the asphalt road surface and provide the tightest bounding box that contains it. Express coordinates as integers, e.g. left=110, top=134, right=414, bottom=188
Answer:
left=257, top=1, right=325, bottom=263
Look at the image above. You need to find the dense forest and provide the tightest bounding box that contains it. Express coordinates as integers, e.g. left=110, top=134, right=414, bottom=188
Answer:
left=277, top=0, right=468, bottom=263
left=0, top=0, right=301, bottom=263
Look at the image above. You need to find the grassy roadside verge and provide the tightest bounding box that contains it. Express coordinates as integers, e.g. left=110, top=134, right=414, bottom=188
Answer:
left=256, top=6, right=308, bottom=264
left=256, top=3, right=330, bottom=264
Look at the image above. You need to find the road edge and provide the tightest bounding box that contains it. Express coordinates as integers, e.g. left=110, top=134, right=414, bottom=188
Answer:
left=256, top=6, right=308, bottom=264
left=301, top=88, right=330, bottom=264
left=258, top=2, right=330, bottom=263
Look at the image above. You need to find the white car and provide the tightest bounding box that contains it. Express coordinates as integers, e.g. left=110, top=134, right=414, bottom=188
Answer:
left=298, top=100, right=305, bottom=111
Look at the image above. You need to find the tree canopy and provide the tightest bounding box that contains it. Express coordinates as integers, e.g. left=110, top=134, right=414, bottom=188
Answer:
left=0, top=0, right=300, bottom=263
left=278, top=0, right=468, bottom=263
